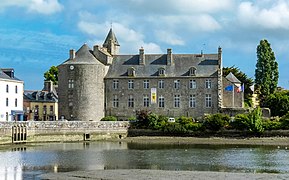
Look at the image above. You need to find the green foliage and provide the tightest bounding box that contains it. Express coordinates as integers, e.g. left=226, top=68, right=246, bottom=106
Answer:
left=44, top=66, right=58, bottom=85
left=127, top=116, right=136, bottom=121
left=203, top=113, right=230, bottom=131
left=279, top=112, right=289, bottom=129
left=255, top=39, right=279, bottom=105
left=263, top=90, right=289, bottom=117
left=135, top=110, right=151, bottom=128
left=101, top=116, right=117, bottom=121
left=262, top=119, right=281, bottom=130
left=223, top=66, right=254, bottom=107
left=248, top=107, right=264, bottom=133
left=230, top=114, right=250, bottom=130
left=162, top=122, right=187, bottom=134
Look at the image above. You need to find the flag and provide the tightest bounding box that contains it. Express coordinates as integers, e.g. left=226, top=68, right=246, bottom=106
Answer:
left=225, top=85, right=233, bottom=91
left=237, top=84, right=244, bottom=93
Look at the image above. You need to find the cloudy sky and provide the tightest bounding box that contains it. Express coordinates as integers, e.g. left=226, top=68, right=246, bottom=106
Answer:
left=0, top=0, right=288, bottom=90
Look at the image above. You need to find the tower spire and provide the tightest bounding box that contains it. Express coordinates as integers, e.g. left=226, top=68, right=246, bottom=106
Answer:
left=103, top=28, right=120, bottom=55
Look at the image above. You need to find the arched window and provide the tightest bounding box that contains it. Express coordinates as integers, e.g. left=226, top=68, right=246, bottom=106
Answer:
left=158, top=68, right=165, bottom=76
left=189, top=67, right=196, bottom=76
left=128, top=67, right=136, bottom=77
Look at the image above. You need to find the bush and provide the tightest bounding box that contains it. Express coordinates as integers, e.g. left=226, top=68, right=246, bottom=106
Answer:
left=262, top=119, right=281, bottom=130
left=280, top=111, right=289, bottom=129
left=101, top=116, right=117, bottom=121
left=230, top=114, right=250, bottom=130
left=203, top=113, right=230, bottom=131
left=248, top=107, right=264, bottom=133
left=162, top=122, right=187, bottom=134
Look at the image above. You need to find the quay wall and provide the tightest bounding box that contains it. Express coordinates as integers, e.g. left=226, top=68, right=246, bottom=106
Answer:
left=0, top=121, right=129, bottom=145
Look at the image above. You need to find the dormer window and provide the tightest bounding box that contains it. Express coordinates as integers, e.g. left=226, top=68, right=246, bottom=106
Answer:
left=189, top=67, right=196, bottom=76
left=158, top=68, right=165, bottom=76
left=128, top=67, right=136, bottom=77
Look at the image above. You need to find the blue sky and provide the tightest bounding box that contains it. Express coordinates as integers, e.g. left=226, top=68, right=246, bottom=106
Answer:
left=0, top=0, right=288, bottom=90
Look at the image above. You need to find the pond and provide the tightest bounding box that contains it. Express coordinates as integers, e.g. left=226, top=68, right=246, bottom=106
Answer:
left=0, top=142, right=288, bottom=179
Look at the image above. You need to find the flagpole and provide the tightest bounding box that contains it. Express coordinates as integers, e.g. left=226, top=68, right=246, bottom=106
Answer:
left=232, top=84, right=234, bottom=107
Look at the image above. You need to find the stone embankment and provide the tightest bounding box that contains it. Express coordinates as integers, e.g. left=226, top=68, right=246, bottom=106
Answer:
left=0, top=121, right=129, bottom=145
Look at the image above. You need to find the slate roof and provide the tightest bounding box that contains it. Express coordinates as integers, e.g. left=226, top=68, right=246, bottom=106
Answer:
left=105, top=53, right=219, bottom=78
left=62, top=44, right=103, bottom=65
left=24, top=90, right=58, bottom=103
left=0, top=69, right=22, bottom=81
left=225, top=72, right=241, bottom=83
left=103, top=28, right=120, bottom=47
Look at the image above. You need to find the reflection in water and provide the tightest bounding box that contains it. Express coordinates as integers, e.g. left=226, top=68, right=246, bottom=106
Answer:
left=0, top=142, right=288, bottom=179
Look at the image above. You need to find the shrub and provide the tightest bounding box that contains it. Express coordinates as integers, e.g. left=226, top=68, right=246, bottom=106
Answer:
left=280, top=111, right=289, bottom=129
left=248, top=107, right=264, bottom=133
left=162, top=122, right=187, bottom=134
left=101, top=116, right=117, bottom=121
left=203, top=113, right=230, bottom=131
left=230, top=114, right=250, bottom=130
left=262, top=119, right=281, bottom=130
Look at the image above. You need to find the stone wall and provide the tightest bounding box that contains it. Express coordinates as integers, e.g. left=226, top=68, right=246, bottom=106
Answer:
left=0, top=121, right=129, bottom=145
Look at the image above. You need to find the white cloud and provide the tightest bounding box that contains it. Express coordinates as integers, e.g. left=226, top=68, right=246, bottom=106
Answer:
left=155, top=30, right=185, bottom=46
left=238, top=1, right=289, bottom=29
left=0, top=0, right=63, bottom=15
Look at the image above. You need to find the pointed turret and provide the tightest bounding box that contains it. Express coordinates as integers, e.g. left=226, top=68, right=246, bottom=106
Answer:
left=103, top=28, right=120, bottom=55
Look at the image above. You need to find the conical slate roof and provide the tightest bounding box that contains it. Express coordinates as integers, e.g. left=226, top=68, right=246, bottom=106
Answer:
left=63, top=44, right=103, bottom=65
left=103, top=28, right=119, bottom=47
left=225, top=72, right=241, bottom=83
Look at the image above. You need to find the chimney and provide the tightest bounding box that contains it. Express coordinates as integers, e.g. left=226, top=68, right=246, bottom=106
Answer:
left=218, top=46, right=222, bottom=68
left=139, top=47, right=145, bottom=65
left=93, top=45, right=99, bottom=53
left=167, top=48, right=173, bottom=65
left=43, top=80, right=53, bottom=92
left=69, top=49, right=75, bottom=60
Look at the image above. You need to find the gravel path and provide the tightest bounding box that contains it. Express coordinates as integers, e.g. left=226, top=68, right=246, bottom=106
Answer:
left=40, top=169, right=289, bottom=180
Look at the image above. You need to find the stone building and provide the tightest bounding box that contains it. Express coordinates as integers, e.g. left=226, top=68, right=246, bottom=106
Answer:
left=23, top=80, right=58, bottom=121
left=58, top=29, right=244, bottom=121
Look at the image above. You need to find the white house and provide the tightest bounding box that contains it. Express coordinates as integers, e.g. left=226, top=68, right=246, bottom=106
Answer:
left=0, top=68, right=24, bottom=121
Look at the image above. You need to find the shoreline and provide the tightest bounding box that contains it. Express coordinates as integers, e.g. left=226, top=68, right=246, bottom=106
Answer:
left=40, top=169, right=289, bottom=180
left=113, top=136, right=289, bottom=146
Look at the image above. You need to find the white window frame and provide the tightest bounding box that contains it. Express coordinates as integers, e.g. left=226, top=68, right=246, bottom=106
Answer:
left=189, top=94, right=196, bottom=108
left=158, top=80, right=164, bottom=89
left=158, top=95, right=165, bottom=108
left=128, top=95, right=134, bottom=107
left=68, top=79, right=74, bottom=89
left=174, top=94, right=180, bottom=108
left=128, top=80, right=134, bottom=89
left=205, top=79, right=212, bottom=89
left=113, top=80, right=119, bottom=89
left=174, top=80, right=180, bottom=89
left=143, top=95, right=149, bottom=107
left=113, top=95, right=119, bottom=108
left=205, top=94, right=212, bottom=108
left=143, top=80, right=149, bottom=89
left=189, top=80, right=196, bottom=89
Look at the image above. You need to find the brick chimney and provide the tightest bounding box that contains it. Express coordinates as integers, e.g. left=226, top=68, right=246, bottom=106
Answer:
left=69, top=49, right=75, bottom=60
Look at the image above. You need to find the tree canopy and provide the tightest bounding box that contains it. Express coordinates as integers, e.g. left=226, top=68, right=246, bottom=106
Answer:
left=263, top=90, right=289, bottom=117
left=223, top=66, right=254, bottom=107
left=44, top=66, right=58, bottom=85
left=255, top=39, right=279, bottom=105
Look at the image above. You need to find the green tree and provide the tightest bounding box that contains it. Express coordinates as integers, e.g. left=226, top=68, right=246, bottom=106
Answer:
left=223, top=66, right=254, bottom=107
left=263, top=90, right=289, bottom=117
left=44, top=66, right=58, bottom=85
left=255, top=39, right=279, bottom=105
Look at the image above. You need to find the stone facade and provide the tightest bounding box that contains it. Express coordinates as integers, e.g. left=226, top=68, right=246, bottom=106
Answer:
left=58, top=28, right=244, bottom=121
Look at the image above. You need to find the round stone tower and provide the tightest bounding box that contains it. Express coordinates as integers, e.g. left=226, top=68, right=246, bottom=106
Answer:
left=58, top=44, right=106, bottom=121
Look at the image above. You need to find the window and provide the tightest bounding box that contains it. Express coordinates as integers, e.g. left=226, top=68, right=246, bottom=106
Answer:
left=174, top=80, right=180, bottom=89
left=35, top=105, right=39, bottom=115
left=15, top=98, right=17, bottom=107
left=205, top=79, right=212, bottom=89
left=128, top=95, right=134, bottom=107
left=113, top=95, right=119, bottom=108
left=113, top=80, right=119, bottom=89
left=6, top=85, right=9, bottom=93
left=189, top=67, right=196, bottom=76
left=6, top=98, right=8, bottom=107
left=189, top=94, right=196, bottom=108
left=158, top=80, right=164, bottom=89
left=158, top=68, right=165, bottom=76
left=15, top=85, right=18, bottom=94
left=68, top=79, right=74, bottom=89
left=158, top=95, right=165, bottom=108
left=143, top=80, right=149, bottom=89
left=174, top=94, right=180, bottom=108
left=143, top=95, right=149, bottom=107
left=50, top=105, right=53, bottom=114
left=128, top=67, right=136, bottom=77
left=6, top=112, right=8, bottom=121
left=128, top=80, right=134, bottom=89
left=43, top=105, right=47, bottom=115
left=205, top=94, right=212, bottom=108
left=189, top=80, right=196, bottom=89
